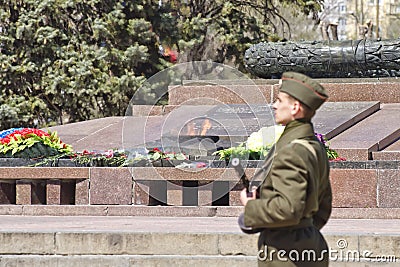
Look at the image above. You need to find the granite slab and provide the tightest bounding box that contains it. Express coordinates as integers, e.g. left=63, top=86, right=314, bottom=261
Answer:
left=49, top=116, right=165, bottom=152
left=48, top=117, right=124, bottom=151
left=89, top=168, right=133, bottom=205
left=159, top=104, right=274, bottom=142
left=48, top=100, right=394, bottom=161
left=168, top=84, right=272, bottom=105
left=159, top=102, right=379, bottom=141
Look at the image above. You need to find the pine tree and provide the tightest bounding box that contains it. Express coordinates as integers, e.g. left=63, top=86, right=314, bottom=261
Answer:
left=0, top=0, right=323, bottom=130
left=0, top=0, right=173, bottom=129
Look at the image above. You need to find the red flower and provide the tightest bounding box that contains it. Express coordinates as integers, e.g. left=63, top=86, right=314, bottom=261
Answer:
left=196, top=162, right=207, bottom=168
left=4, top=128, right=50, bottom=141
left=0, top=137, right=10, bottom=144
left=330, top=157, right=346, bottom=162
left=105, top=150, right=114, bottom=158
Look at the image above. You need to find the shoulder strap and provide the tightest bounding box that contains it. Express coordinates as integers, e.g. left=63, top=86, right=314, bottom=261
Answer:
left=249, top=140, right=317, bottom=188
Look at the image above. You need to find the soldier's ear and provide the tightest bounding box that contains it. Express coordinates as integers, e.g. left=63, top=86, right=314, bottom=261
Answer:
left=291, top=100, right=301, bottom=116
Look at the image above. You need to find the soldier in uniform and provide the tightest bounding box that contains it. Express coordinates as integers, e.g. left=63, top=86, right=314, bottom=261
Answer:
left=240, top=72, right=332, bottom=267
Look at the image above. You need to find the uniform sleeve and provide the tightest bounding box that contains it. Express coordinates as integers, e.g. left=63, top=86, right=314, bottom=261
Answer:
left=313, top=187, right=332, bottom=229
left=313, top=170, right=332, bottom=230
left=244, top=144, right=308, bottom=228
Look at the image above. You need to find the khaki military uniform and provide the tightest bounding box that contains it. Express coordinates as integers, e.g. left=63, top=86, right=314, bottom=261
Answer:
left=244, top=119, right=332, bottom=267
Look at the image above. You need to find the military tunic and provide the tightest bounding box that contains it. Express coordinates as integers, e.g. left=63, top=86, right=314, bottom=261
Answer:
left=244, top=119, right=332, bottom=267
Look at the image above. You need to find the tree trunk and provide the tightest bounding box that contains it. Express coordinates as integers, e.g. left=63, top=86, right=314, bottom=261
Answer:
left=321, top=21, right=330, bottom=40
left=330, top=23, right=338, bottom=40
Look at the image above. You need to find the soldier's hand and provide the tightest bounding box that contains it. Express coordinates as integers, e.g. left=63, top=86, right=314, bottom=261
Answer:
left=240, top=187, right=256, bottom=206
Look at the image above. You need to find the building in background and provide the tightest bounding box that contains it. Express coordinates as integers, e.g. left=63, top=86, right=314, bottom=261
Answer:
left=158, top=0, right=400, bottom=41
left=324, top=0, right=400, bottom=40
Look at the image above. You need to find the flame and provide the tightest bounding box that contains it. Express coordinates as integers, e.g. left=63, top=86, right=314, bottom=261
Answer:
left=186, top=122, right=196, bottom=136
left=200, top=119, right=212, bottom=136
left=186, top=119, right=212, bottom=136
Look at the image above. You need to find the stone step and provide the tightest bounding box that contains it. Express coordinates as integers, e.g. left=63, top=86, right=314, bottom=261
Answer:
left=168, top=79, right=400, bottom=105
left=385, top=138, right=400, bottom=151
left=312, top=101, right=379, bottom=139
left=0, top=255, right=256, bottom=267
left=0, top=255, right=397, bottom=267
left=48, top=116, right=126, bottom=152
left=373, top=139, right=400, bottom=160
left=373, top=151, right=400, bottom=160
left=0, top=216, right=399, bottom=266
left=330, top=104, right=400, bottom=161
left=2, top=206, right=400, bottom=219
left=182, top=77, right=400, bottom=85
left=322, top=80, right=400, bottom=104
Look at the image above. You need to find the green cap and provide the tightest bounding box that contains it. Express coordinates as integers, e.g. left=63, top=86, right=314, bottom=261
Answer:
left=279, top=72, right=328, bottom=111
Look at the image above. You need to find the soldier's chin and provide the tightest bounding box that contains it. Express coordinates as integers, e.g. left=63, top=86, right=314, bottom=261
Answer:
left=274, top=117, right=283, bottom=125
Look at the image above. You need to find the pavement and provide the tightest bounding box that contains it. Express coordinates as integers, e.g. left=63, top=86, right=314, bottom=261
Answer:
left=0, top=216, right=399, bottom=267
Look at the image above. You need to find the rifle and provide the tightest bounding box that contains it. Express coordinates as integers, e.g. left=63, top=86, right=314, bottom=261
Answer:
left=231, top=158, right=253, bottom=197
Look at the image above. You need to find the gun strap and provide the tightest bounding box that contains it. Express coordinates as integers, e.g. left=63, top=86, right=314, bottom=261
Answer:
left=250, top=139, right=317, bottom=187
left=250, top=144, right=276, bottom=186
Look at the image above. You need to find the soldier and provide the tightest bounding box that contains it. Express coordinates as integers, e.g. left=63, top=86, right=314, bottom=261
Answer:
left=240, top=72, right=332, bottom=267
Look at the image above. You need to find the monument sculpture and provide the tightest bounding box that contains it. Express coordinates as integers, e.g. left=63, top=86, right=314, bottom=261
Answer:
left=244, top=39, right=400, bottom=78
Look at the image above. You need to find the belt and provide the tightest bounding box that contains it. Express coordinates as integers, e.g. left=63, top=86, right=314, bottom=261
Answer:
left=264, top=218, right=314, bottom=232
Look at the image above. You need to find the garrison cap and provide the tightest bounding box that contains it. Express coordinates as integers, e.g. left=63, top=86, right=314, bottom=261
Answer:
left=279, top=72, right=328, bottom=111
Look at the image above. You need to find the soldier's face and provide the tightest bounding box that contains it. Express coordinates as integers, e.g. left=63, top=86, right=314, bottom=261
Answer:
left=272, top=92, right=295, bottom=125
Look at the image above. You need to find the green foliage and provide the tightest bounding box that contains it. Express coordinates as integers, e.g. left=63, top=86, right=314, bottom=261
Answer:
left=213, top=144, right=269, bottom=161
left=147, top=148, right=187, bottom=161
left=0, top=0, right=171, bottom=129
left=326, top=147, right=339, bottom=160
left=3, top=142, right=60, bottom=159
left=0, top=0, right=323, bottom=129
left=216, top=130, right=344, bottom=162
left=71, top=149, right=128, bottom=167
left=169, top=0, right=323, bottom=71
left=0, top=98, right=34, bottom=130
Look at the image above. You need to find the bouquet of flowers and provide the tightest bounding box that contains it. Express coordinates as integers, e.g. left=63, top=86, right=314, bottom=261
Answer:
left=214, top=125, right=285, bottom=161
left=71, top=149, right=128, bottom=167
left=0, top=128, right=73, bottom=159
left=214, top=126, right=345, bottom=162
left=147, top=148, right=187, bottom=161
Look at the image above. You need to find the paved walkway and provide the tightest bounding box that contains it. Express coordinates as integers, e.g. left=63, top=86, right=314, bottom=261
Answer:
left=0, top=216, right=399, bottom=266
left=0, top=216, right=399, bottom=235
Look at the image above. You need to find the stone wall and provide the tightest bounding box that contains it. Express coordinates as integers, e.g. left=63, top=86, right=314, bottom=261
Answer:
left=1, top=162, right=399, bottom=208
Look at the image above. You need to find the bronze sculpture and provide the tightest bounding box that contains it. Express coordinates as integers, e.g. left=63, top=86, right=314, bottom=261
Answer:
left=244, top=39, right=400, bottom=78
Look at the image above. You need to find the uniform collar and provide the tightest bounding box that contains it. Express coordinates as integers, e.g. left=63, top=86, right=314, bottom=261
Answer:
left=277, top=119, right=315, bottom=149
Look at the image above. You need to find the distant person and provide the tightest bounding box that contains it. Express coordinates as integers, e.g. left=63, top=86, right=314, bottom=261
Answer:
left=240, top=72, right=332, bottom=267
